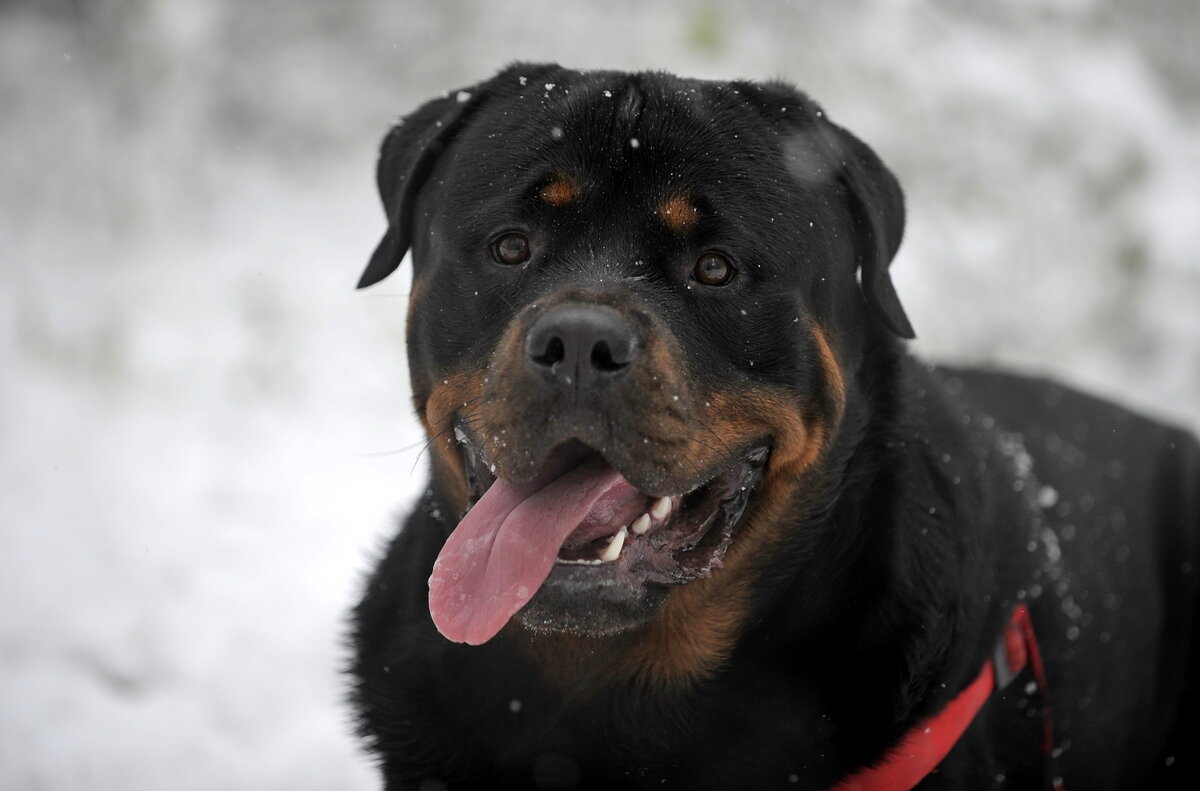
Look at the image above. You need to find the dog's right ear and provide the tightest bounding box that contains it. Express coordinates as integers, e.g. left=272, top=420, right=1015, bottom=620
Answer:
left=358, top=64, right=563, bottom=289
left=356, top=93, right=478, bottom=289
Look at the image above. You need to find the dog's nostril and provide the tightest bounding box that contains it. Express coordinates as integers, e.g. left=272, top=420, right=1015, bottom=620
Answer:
left=531, top=336, right=566, bottom=369
left=590, top=340, right=629, bottom=373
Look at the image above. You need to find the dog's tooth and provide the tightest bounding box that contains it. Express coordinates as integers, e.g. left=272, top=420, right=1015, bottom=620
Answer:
left=631, top=513, right=651, bottom=535
left=599, top=526, right=628, bottom=562
left=650, top=496, right=672, bottom=521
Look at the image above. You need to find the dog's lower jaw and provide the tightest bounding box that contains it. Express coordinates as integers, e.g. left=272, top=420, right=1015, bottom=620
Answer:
left=511, top=561, right=761, bottom=693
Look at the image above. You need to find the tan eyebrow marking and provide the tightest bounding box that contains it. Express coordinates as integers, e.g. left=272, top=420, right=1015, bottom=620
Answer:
left=657, top=195, right=700, bottom=234
left=540, top=176, right=581, bottom=206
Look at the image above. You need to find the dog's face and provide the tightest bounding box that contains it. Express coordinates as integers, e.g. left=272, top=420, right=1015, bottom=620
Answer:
left=360, top=65, right=912, bottom=654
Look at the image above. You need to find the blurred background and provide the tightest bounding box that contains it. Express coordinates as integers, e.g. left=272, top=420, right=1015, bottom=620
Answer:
left=1, top=0, right=1197, bottom=788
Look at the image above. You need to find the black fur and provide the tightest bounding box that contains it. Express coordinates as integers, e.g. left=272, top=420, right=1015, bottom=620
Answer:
left=350, top=64, right=1200, bottom=790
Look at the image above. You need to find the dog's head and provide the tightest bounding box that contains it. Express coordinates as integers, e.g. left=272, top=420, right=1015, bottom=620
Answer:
left=360, top=64, right=912, bottom=665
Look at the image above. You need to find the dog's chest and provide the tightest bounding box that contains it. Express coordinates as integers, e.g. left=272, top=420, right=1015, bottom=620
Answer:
left=393, top=646, right=844, bottom=789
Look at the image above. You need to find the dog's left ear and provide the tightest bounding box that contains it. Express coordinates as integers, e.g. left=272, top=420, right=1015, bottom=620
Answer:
left=825, top=122, right=916, bottom=339
left=752, top=80, right=915, bottom=338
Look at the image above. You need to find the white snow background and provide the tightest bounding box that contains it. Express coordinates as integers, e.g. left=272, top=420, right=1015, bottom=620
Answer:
left=2, top=1, right=1198, bottom=788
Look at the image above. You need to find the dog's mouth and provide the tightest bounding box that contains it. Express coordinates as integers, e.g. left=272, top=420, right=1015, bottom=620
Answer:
left=427, top=433, right=768, bottom=645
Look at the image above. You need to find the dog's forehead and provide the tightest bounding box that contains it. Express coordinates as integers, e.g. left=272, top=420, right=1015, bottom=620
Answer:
left=448, top=72, right=828, bottom=202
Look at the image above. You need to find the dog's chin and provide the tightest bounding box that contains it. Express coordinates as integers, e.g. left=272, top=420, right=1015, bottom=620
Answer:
left=514, top=577, right=668, bottom=637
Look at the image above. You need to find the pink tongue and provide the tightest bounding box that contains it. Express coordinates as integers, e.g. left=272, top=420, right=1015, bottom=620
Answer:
left=428, top=455, right=634, bottom=645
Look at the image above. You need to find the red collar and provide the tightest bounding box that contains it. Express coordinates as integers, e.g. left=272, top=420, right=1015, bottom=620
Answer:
left=830, top=605, right=1061, bottom=791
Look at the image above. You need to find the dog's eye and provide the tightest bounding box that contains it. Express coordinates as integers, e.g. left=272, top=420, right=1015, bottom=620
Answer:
left=693, top=253, right=735, bottom=286
left=490, top=233, right=531, bottom=266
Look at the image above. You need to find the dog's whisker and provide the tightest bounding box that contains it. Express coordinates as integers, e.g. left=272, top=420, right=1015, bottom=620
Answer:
left=356, top=447, right=419, bottom=458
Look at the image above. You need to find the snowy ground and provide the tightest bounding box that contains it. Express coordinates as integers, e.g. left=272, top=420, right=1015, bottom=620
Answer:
left=2, top=1, right=1197, bottom=788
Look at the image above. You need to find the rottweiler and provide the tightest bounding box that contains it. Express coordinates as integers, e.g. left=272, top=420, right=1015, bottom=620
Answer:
left=349, top=64, right=1200, bottom=790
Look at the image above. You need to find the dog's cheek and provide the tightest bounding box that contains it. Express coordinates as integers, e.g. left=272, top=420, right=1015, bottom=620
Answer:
left=405, top=274, right=434, bottom=408
left=419, top=369, right=487, bottom=516
left=473, top=313, right=549, bottom=479
left=687, top=372, right=837, bottom=490
left=620, top=376, right=841, bottom=690
left=404, top=275, right=472, bottom=509
left=806, top=320, right=847, bottom=433
left=707, top=324, right=847, bottom=593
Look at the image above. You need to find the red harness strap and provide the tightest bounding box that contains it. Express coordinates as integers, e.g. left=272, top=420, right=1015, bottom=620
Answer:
left=830, top=605, right=1060, bottom=791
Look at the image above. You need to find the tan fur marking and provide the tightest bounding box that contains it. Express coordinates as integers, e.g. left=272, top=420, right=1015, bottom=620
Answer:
left=657, top=195, right=700, bottom=234
left=617, top=566, right=754, bottom=689
left=405, top=274, right=426, bottom=341
left=809, top=322, right=847, bottom=424
left=420, top=369, right=485, bottom=514
left=540, top=177, right=581, bottom=206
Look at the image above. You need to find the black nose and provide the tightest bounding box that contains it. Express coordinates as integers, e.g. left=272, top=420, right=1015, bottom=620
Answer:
left=525, top=304, right=639, bottom=390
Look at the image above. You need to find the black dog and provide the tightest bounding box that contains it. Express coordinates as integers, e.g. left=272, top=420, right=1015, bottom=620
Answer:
left=350, top=64, right=1199, bottom=790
